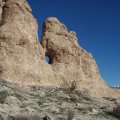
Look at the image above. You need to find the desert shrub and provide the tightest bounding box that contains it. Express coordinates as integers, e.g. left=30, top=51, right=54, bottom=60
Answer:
left=76, top=89, right=92, bottom=101
left=61, top=78, right=78, bottom=92
left=14, top=93, right=24, bottom=101
left=0, top=114, right=4, bottom=120
left=67, top=110, right=75, bottom=120
left=0, top=91, right=8, bottom=104
left=58, top=107, right=66, bottom=114
left=68, top=81, right=81, bottom=101
left=37, top=97, right=45, bottom=106
left=69, top=81, right=77, bottom=93
left=96, top=111, right=110, bottom=118
left=67, top=81, right=93, bottom=102
left=7, top=115, right=41, bottom=120
left=113, top=105, right=120, bottom=118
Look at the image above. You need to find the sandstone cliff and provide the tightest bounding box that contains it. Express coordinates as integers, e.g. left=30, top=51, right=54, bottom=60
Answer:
left=0, top=0, right=113, bottom=97
left=0, top=0, right=55, bottom=85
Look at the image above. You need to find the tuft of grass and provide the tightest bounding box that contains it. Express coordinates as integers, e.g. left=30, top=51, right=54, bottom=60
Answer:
left=113, top=105, right=120, bottom=118
left=58, top=107, right=66, bottom=114
left=95, top=111, right=111, bottom=118
left=78, top=108, right=88, bottom=115
left=96, top=110, right=120, bottom=120
left=37, top=97, right=45, bottom=106
left=67, top=110, right=75, bottom=120
left=14, top=93, right=24, bottom=101
left=0, top=114, right=4, bottom=120
left=7, top=116, right=14, bottom=120
left=0, top=91, right=8, bottom=104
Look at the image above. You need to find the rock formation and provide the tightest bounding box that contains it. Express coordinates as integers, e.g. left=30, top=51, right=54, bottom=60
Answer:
left=0, top=0, right=112, bottom=96
left=0, top=0, right=4, bottom=23
left=0, top=0, right=55, bottom=85
left=41, top=17, right=110, bottom=96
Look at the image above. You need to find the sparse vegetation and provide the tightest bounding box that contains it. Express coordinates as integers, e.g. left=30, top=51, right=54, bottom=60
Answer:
left=0, top=90, right=8, bottom=104
left=96, top=111, right=110, bottom=118
left=113, top=105, right=120, bottom=118
left=37, top=97, right=45, bottom=106
left=78, top=107, right=89, bottom=114
left=69, top=80, right=77, bottom=92
left=67, top=110, right=75, bottom=120
left=76, top=89, right=92, bottom=101
left=14, top=93, right=24, bottom=101
left=0, top=114, right=4, bottom=120
left=0, top=79, right=120, bottom=120
left=7, top=115, right=41, bottom=120
left=58, top=107, right=66, bottom=114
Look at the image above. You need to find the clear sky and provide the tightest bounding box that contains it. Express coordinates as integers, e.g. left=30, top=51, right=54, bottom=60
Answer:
left=28, top=0, right=120, bottom=86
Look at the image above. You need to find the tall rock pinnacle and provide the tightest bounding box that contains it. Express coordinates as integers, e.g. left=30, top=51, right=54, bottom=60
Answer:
left=0, top=0, right=113, bottom=97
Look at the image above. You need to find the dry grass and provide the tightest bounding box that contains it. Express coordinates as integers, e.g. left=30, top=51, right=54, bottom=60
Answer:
left=7, top=115, right=41, bottom=120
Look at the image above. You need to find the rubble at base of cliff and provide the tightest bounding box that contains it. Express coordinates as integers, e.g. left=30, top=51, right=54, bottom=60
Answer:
left=0, top=79, right=120, bottom=120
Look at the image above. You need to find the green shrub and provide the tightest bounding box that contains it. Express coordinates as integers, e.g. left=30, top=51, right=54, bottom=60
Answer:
left=0, top=91, right=8, bottom=104
left=96, top=112, right=109, bottom=118
left=58, top=107, right=66, bottom=114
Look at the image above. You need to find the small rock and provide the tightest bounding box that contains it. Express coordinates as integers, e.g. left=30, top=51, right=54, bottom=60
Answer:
left=91, top=108, right=98, bottom=114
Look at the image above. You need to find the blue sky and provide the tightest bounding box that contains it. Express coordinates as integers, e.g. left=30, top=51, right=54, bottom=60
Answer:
left=28, top=0, right=120, bottom=86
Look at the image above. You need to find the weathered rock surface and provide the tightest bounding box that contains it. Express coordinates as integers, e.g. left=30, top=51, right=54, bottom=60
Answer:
left=41, top=17, right=110, bottom=96
left=0, top=0, right=118, bottom=97
left=0, top=0, right=4, bottom=24
left=0, top=0, right=55, bottom=85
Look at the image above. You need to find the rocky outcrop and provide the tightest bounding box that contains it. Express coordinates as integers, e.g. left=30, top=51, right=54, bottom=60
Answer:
left=41, top=17, right=110, bottom=96
left=0, top=0, right=4, bottom=24
left=0, top=0, right=2, bottom=23
left=0, top=0, right=55, bottom=85
left=0, top=0, right=113, bottom=96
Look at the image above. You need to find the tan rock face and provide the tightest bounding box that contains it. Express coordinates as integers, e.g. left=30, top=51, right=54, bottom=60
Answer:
left=0, top=0, right=4, bottom=24
left=0, top=0, right=55, bottom=85
left=0, top=0, right=2, bottom=21
left=41, top=17, right=110, bottom=96
left=0, top=0, right=112, bottom=96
